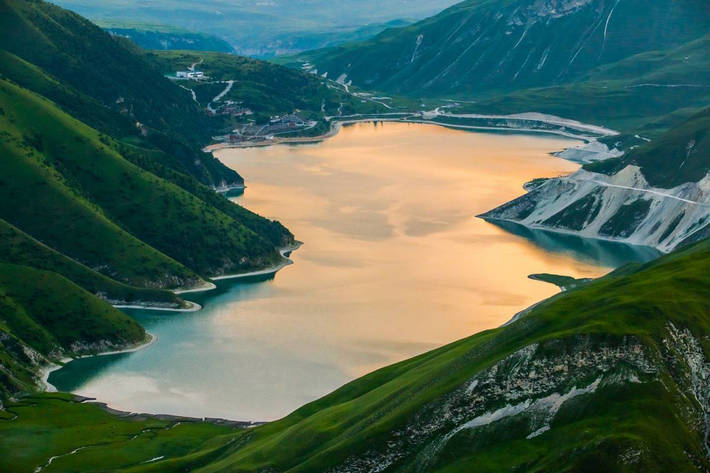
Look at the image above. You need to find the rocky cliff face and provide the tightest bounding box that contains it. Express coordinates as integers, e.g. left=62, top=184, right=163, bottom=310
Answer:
left=481, top=110, right=710, bottom=253
left=482, top=165, right=710, bottom=252
left=331, top=330, right=708, bottom=472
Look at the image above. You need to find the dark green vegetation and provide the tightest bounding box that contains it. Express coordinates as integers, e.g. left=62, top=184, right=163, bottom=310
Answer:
left=146, top=51, right=382, bottom=122
left=528, top=273, right=592, bottom=291
left=107, top=26, right=234, bottom=53
left=0, top=0, right=296, bottom=402
left=52, top=0, right=458, bottom=57
left=586, top=108, right=710, bottom=187
left=3, top=238, right=710, bottom=471
left=465, top=32, right=710, bottom=135
left=0, top=220, right=182, bottom=308
left=0, top=0, right=240, bottom=187
left=0, top=265, right=146, bottom=400
left=0, top=78, right=292, bottom=286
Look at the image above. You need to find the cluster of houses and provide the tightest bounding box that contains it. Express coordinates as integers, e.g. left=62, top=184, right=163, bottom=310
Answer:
left=175, top=70, right=206, bottom=80
left=214, top=113, right=315, bottom=144
left=208, top=100, right=253, bottom=117
left=267, top=114, right=309, bottom=131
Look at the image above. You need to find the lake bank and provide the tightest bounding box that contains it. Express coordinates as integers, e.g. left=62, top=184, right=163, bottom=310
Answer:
left=203, top=111, right=618, bottom=154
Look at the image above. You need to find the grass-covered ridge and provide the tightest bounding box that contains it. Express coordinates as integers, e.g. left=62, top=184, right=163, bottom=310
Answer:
left=2, top=238, right=710, bottom=471
left=0, top=78, right=293, bottom=284
left=0, top=0, right=298, bottom=404
left=0, top=264, right=146, bottom=400
left=0, top=0, right=239, bottom=187
left=0, top=219, right=183, bottom=307
left=462, top=32, right=710, bottom=135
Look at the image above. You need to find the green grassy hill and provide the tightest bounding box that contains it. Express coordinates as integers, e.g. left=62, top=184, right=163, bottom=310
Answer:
left=0, top=76, right=294, bottom=400
left=2, top=238, right=710, bottom=472
left=0, top=0, right=239, bottom=187
left=0, top=0, right=301, bottom=403
left=0, top=78, right=292, bottom=285
left=0, top=264, right=146, bottom=400
left=0, top=219, right=183, bottom=308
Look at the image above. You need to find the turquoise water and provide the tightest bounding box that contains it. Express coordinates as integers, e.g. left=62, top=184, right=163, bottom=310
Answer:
left=50, top=123, right=659, bottom=421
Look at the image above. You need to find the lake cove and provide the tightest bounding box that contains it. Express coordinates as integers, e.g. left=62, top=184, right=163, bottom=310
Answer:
left=50, top=122, right=659, bottom=421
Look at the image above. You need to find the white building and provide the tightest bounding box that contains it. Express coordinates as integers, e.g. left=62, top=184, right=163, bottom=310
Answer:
left=176, top=71, right=205, bottom=80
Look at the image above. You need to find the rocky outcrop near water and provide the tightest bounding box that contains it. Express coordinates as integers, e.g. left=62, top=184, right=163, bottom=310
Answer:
left=482, top=109, right=710, bottom=252
left=482, top=165, right=710, bottom=252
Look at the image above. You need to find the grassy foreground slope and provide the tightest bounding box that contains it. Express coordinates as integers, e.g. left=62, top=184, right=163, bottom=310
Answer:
left=2, top=239, right=710, bottom=471
left=0, top=393, right=238, bottom=473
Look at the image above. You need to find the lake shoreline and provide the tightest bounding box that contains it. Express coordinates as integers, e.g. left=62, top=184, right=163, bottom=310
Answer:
left=481, top=215, right=666, bottom=253
left=203, top=111, right=617, bottom=153
left=113, top=301, right=202, bottom=312
left=174, top=243, right=302, bottom=295
left=40, top=333, right=158, bottom=393
left=212, top=242, right=302, bottom=281
left=51, top=119, right=656, bottom=420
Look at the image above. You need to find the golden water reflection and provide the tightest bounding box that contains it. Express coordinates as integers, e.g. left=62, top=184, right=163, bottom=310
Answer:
left=51, top=122, right=658, bottom=421
left=218, top=123, right=611, bottom=376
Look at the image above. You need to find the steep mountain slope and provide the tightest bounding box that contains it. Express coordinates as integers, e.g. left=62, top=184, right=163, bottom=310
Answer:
left=0, top=0, right=300, bottom=403
left=0, top=0, right=239, bottom=187
left=0, top=264, right=146, bottom=401
left=0, top=219, right=183, bottom=308
left=461, top=32, right=710, bottom=133
left=0, top=79, right=292, bottom=286
left=3, top=238, right=710, bottom=472
left=293, top=0, right=710, bottom=97
left=481, top=108, right=710, bottom=252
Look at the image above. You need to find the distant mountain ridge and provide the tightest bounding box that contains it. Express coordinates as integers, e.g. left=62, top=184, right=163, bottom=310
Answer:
left=107, top=27, right=235, bottom=53
left=53, top=0, right=460, bottom=57
left=293, top=0, right=710, bottom=97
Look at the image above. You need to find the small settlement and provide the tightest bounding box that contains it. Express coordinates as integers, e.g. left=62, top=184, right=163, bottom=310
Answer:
left=168, top=69, right=316, bottom=145
left=215, top=114, right=317, bottom=145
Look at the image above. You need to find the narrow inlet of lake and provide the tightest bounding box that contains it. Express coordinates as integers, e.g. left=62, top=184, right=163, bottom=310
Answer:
left=50, top=122, right=659, bottom=421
